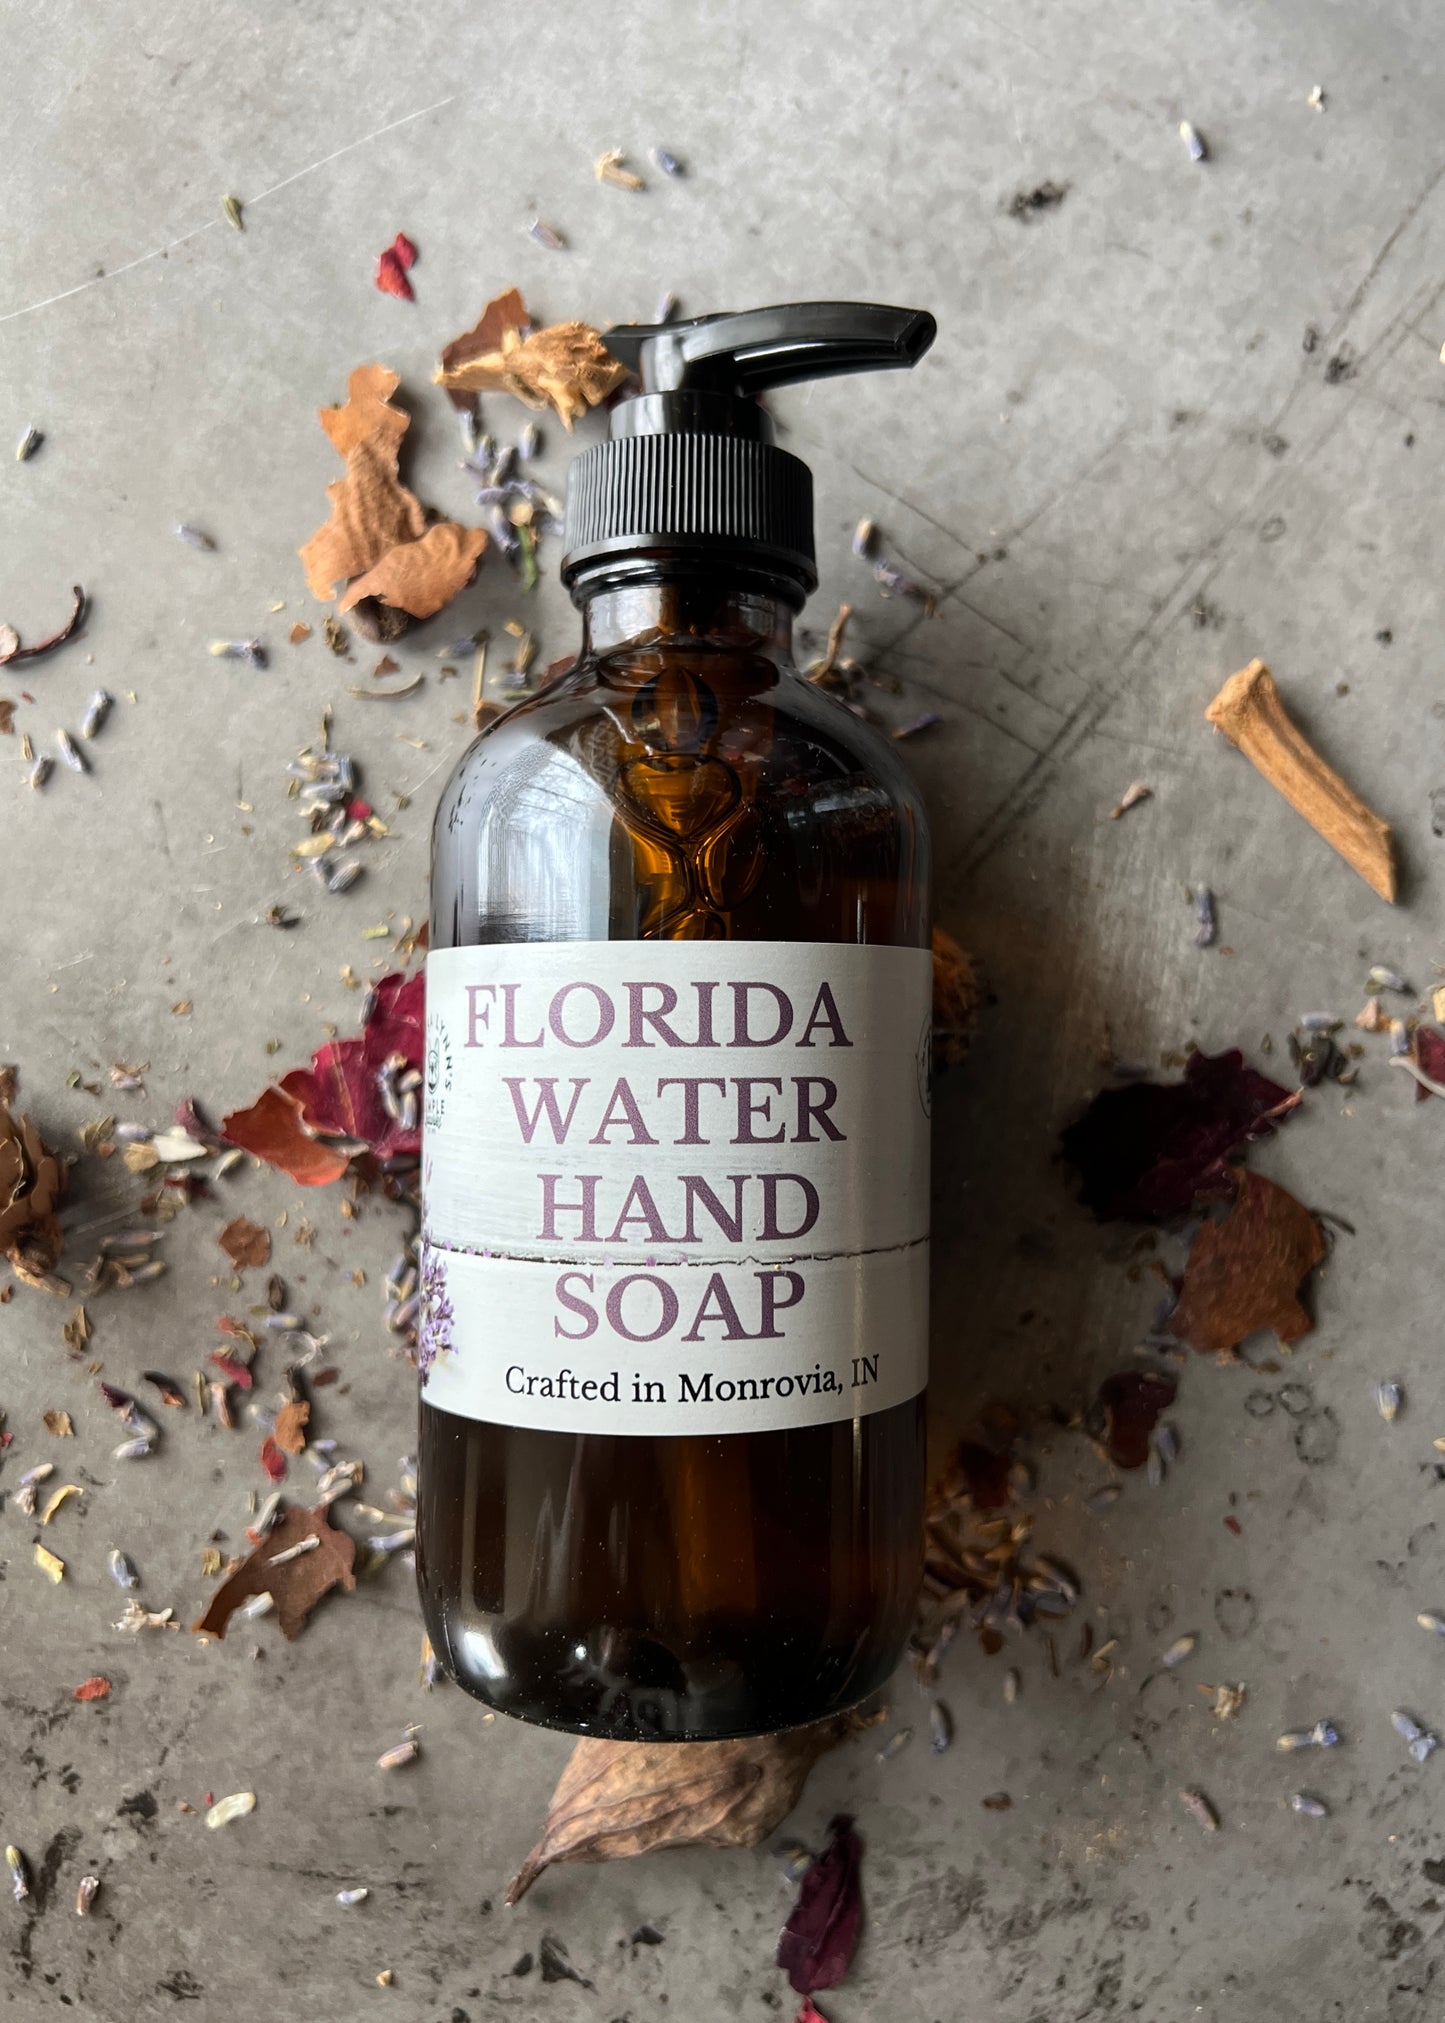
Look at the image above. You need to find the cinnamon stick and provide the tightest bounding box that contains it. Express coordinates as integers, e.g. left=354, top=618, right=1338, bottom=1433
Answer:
left=1205, top=659, right=1397, bottom=902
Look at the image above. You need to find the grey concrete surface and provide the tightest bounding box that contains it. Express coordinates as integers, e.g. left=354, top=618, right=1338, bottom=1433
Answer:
left=4, top=0, right=1445, bottom=2016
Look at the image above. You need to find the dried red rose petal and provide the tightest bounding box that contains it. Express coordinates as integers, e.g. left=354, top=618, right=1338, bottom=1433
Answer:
left=1060, top=1049, right=1299, bottom=1222
left=259, top=1436, right=287, bottom=1483
left=220, top=1085, right=353, bottom=1187
left=280, top=971, right=423, bottom=1161
left=1095, top=1369, right=1178, bottom=1468
left=1413, top=1026, right=1445, bottom=1103
left=777, top=1814, right=863, bottom=1995
left=375, top=233, right=418, bottom=301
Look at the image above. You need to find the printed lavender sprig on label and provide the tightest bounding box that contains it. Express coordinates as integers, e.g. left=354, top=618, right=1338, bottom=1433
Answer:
left=417, top=1245, right=455, bottom=1379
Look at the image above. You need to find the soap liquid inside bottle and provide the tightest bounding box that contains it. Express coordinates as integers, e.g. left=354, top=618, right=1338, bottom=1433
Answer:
left=417, top=576, right=929, bottom=1739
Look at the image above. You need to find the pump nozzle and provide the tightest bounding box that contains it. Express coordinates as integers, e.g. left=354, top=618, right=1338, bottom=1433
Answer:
left=605, top=302, right=936, bottom=399
left=561, top=298, right=937, bottom=601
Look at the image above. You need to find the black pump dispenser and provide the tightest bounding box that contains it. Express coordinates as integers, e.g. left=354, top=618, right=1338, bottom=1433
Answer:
left=561, top=301, right=936, bottom=603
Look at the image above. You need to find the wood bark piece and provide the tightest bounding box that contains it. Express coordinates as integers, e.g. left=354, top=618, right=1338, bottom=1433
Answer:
left=1205, top=659, right=1396, bottom=901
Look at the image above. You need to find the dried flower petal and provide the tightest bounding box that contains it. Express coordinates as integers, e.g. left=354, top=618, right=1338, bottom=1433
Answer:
left=777, top=1814, right=863, bottom=1995
left=0, top=585, right=85, bottom=664
left=1060, top=1049, right=1299, bottom=1221
left=1169, top=1169, right=1324, bottom=1354
left=374, top=233, right=418, bottom=301
left=1096, top=1370, right=1177, bottom=1469
left=34, top=1544, right=65, bottom=1583
left=74, top=1676, right=111, bottom=1702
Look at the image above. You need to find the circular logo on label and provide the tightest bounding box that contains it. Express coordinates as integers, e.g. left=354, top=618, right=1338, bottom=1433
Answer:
left=916, top=1005, right=933, bottom=1119
left=424, top=1010, right=453, bottom=1131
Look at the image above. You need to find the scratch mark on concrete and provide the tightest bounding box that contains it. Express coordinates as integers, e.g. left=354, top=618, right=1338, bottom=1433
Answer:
left=0, top=94, right=458, bottom=326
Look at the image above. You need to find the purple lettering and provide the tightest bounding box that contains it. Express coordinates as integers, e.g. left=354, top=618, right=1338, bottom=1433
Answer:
left=500, top=982, right=545, bottom=1049
left=464, top=984, right=496, bottom=1047
left=605, top=1175, right=674, bottom=1244
left=657, top=1076, right=726, bottom=1144
left=759, top=1173, right=819, bottom=1241
left=539, top=1174, right=600, bottom=1241
left=549, top=982, right=616, bottom=1048
left=796, top=981, right=852, bottom=1048
left=588, top=1078, right=658, bottom=1145
left=794, top=1076, right=845, bottom=1142
left=606, top=1273, right=679, bottom=1343
left=730, top=981, right=793, bottom=1048
left=756, top=1269, right=806, bottom=1337
left=624, top=981, right=685, bottom=1047
left=681, top=1271, right=751, bottom=1342
left=678, top=1174, right=748, bottom=1244
left=504, top=1077, right=588, bottom=1145
left=734, top=1077, right=785, bottom=1145
left=554, top=1271, right=598, bottom=1339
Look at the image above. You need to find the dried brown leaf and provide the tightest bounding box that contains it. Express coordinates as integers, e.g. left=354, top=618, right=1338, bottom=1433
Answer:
left=300, top=440, right=427, bottom=602
left=507, top=1721, right=844, bottom=1905
left=218, top=1216, right=271, bottom=1270
left=1169, top=1168, right=1324, bottom=1354
left=435, top=318, right=628, bottom=429
left=338, top=521, right=487, bottom=621
left=192, top=1503, right=356, bottom=1641
left=0, top=699, right=15, bottom=736
left=42, top=1409, right=74, bottom=1437
left=932, top=926, right=981, bottom=1067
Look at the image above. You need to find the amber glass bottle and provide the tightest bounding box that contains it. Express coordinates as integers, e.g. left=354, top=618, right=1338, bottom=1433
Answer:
left=417, top=306, right=936, bottom=1739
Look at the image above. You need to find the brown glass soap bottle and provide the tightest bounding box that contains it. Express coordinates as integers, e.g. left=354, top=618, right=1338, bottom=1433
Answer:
left=417, top=303, right=936, bottom=1740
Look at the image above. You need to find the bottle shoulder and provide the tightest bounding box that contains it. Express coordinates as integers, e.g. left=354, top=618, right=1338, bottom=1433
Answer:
left=435, top=656, right=929, bottom=830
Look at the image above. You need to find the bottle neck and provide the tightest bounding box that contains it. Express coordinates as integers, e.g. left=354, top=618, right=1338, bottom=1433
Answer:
left=577, top=575, right=796, bottom=663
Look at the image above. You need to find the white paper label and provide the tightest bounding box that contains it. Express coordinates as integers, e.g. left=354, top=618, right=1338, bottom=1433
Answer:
left=419, top=941, right=931, bottom=1435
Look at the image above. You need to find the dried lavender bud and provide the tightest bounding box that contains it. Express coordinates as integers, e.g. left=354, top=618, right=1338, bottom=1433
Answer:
left=107, top=1549, right=139, bottom=1589
left=650, top=146, right=685, bottom=176
left=6, top=1847, right=30, bottom=1901
left=337, top=1887, right=369, bottom=1907
left=852, top=516, right=876, bottom=558
left=1179, top=120, right=1207, bottom=161
left=377, top=1740, right=419, bottom=1771
left=928, top=1702, right=953, bottom=1753
left=1366, top=964, right=1410, bottom=994
left=222, top=194, right=244, bottom=231
left=16, top=426, right=43, bottom=462
left=875, top=1727, right=912, bottom=1762
left=1376, top=1380, right=1403, bottom=1422
left=209, top=639, right=267, bottom=669
left=1417, top=1612, right=1445, bottom=1635
left=1290, top=1792, right=1328, bottom=1818
left=1179, top=1787, right=1218, bottom=1830
left=1192, top=885, right=1217, bottom=947
left=26, top=756, right=52, bottom=791
left=81, top=689, right=114, bottom=739
left=527, top=219, right=566, bottom=251
left=56, top=729, right=86, bottom=773
left=653, top=289, right=679, bottom=325
left=176, top=524, right=216, bottom=551
left=517, top=423, right=541, bottom=460
left=75, top=1874, right=101, bottom=1916
left=1161, top=1635, right=1197, bottom=1669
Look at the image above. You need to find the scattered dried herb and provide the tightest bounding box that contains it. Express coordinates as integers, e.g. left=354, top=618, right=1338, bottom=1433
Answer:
left=42, top=1409, right=74, bottom=1437
left=193, top=1503, right=356, bottom=1641
left=777, top=1815, right=863, bottom=1996
left=1095, top=1370, right=1178, bottom=1468
left=0, top=1101, right=69, bottom=1290
left=1170, top=1170, right=1325, bottom=1355
left=435, top=291, right=629, bottom=428
left=507, top=1722, right=846, bottom=1905
left=218, top=1216, right=271, bottom=1270
left=1060, top=1049, right=1298, bottom=1221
